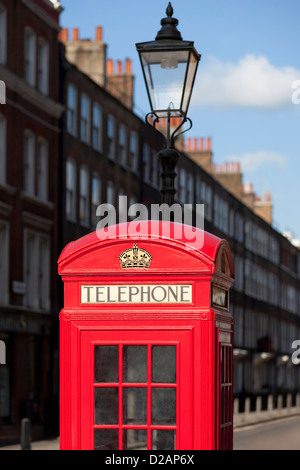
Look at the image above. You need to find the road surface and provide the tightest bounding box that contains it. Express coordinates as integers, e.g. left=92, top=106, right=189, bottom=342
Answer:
left=234, top=416, right=300, bottom=450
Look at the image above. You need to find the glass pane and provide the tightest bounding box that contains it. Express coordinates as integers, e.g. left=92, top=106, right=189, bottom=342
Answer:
left=152, top=346, right=176, bottom=383
left=152, top=388, right=176, bottom=425
left=94, top=429, right=119, bottom=450
left=152, top=430, right=175, bottom=450
left=94, top=345, right=119, bottom=383
left=181, top=53, right=198, bottom=114
left=123, top=387, right=147, bottom=424
left=94, top=387, right=119, bottom=424
left=141, top=50, right=189, bottom=116
left=123, top=346, right=147, bottom=383
left=123, top=429, right=148, bottom=450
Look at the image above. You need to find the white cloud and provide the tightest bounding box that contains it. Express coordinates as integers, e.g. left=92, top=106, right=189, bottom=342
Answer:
left=228, top=150, right=288, bottom=173
left=192, top=54, right=300, bottom=109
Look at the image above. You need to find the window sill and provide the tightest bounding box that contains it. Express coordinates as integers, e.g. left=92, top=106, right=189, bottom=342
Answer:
left=1, top=303, right=51, bottom=315
left=120, top=162, right=129, bottom=170
left=66, top=216, right=77, bottom=224
left=79, top=220, right=90, bottom=229
left=92, top=145, right=103, bottom=153
left=67, top=129, right=78, bottom=138
left=21, top=192, right=54, bottom=210
left=80, top=137, right=91, bottom=146
left=0, top=182, right=16, bottom=195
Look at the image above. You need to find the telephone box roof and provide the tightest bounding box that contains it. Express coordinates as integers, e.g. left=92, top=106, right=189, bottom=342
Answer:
left=58, top=221, right=234, bottom=277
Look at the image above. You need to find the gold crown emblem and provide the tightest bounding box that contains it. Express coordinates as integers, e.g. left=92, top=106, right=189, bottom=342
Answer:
left=119, top=244, right=152, bottom=269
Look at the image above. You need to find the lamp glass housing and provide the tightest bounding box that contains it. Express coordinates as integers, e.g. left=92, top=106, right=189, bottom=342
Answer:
left=137, top=43, right=199, bottom=118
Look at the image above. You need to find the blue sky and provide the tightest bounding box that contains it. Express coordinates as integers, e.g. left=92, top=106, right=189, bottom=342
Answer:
left=59, top=0, right=300, bottom=240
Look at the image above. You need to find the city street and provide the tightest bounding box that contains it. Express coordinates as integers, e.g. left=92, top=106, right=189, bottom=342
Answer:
left=1, top=417, right=300, bottom=450
left=234, top=417, right=300, bottom=450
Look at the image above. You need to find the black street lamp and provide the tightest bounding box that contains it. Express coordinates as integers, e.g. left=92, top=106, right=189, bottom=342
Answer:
left=136, top=2, right=201, bottom=206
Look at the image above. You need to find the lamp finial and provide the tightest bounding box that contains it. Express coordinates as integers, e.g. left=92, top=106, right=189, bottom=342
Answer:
left=156, top=3, right=182, bottom=41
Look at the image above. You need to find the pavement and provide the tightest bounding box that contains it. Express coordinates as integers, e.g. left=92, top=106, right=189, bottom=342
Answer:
left=0, top=437, right=60, bottom=451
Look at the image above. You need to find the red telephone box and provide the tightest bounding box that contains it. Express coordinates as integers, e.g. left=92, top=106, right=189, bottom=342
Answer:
left=58, top=221, right=234, bottom=450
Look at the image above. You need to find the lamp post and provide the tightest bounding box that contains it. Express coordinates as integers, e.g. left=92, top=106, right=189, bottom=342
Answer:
left=136, top=2, right=200, bottom=206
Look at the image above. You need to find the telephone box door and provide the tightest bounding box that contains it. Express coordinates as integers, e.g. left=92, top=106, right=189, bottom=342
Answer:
left=80, top=326, right=193, bottom=450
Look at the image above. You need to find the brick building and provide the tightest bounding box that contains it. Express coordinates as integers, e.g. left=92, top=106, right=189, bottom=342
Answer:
left=58, top=28, right=164, bottom=253
left=0, top=0, right=63, bottom=444
left=178, top=137, right=300, bottom=405
left=0, top=1, right=299, bottom=445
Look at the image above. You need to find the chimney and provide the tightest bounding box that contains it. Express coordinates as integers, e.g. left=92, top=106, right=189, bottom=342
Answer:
left=254, top=192, right=273, bottom=225
left=106, top=58, right=114, bottom=74
left=183, top=136, right=213, bottom=174
left=72, top=28, right=79, bottom=42
left=242, top=181, right=255, bottom=209
left=63, top=25, right=107, bottom=87
left=117, top=60, right=122, bottom=74
left=59, top=27, right=68, bottom=42
left=213, top=159, right=243, bottom=200
left=125, top=58, right=132, bottom=74
left=106, top=56, right=135, bottom=109
left=95, top=26, right=103, bottom=42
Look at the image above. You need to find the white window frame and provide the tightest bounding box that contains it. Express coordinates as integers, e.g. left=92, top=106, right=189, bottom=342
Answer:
left=0, top=114, right=6, bottom=183
left=107, top=180, right=115, bottom=205
left=24, top=27, right=36, bottom=87
left=129, top=131, right=138, bottom=172
left=67, top=84, right=78, bottom=136
left=91, top=173, right=101, bottom=227
left=151, top=148, right=158, bottom=187
left=36, top=137, right=48, bottom=201
left=118, top=187, right=127, bottom=223
left=0, top=3, right=7, bottom=65
left=119, top=124, right=127, bottom=167
left=66, top=158, right=77, bottom=221
left=179, top=168, right=186, bottom=204
left=24, top=229, right=50, bottom=311
left=24, top=231, right=37, bottom=308
left=24, top=130, right=35, bottom=196
left=106, top=180, right=115, bottom=226
left=79, top=165, right=89, bottom=226
left=38, top=234, right=50, bottom=311
left=107, top=114, right=116, bottom=160
left=37, top=37, right=49, bottom=95
left=143, top=143, right=150, bottom=183
left=187, top=173, right=194, bottom=205
left=80, top=93, right=91, bottom=144
left=92, top=103, right=102, bottom=152
left=0, top=220, right=9, bottom=305
left=205, top=185, right=213, bottom=222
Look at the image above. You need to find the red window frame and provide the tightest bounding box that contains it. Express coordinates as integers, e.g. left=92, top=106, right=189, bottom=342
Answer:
left=80, top=327, right=193, bottom=450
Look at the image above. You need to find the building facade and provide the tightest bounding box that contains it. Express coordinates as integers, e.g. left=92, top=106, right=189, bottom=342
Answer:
left=0, top=0, right=63, bottom=444
left=58, top=38, right=164, bottom=252
left=178, top=137, right=300, bottom=407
